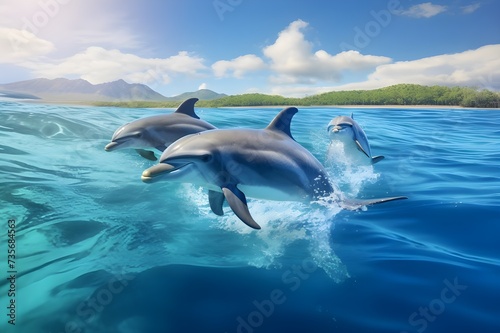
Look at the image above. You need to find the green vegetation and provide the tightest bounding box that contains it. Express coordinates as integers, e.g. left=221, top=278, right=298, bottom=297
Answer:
left=300, top=84, right=499, bottom=107
left=93, top=84, right=500, bottom=108
left=204, top=93, right=300, bottom=107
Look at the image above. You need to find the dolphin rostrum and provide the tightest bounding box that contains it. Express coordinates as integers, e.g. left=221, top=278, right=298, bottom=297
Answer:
left=142, top=107, right=406, bottom=229
left=327, top=114, right=384, bottom=164
left=104, top=98, right=216, bottom=161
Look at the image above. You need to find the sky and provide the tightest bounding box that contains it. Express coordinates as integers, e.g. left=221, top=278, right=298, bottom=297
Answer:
left=1, top=0, right=499, bottom=97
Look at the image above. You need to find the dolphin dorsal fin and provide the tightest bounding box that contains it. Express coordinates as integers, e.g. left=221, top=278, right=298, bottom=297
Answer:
left=265, top=107, right=298, bottom=139
left=174, top=98, right=200, bottom=119
left=350, top=113, right=354, bottom=119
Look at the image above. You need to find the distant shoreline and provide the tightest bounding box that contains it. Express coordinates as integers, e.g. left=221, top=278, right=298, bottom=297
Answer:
left=223, top=104, right=476, bottom=109
left=2, top=82, right=499, bottom=109
left=4, top=98, right=499, bottom=110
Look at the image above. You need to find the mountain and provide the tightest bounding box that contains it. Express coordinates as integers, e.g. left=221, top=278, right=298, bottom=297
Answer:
left=0, top=78, right=228, bottom=103
left=0, top=78, right=168, bottom=102
left=165, top=89, right=227, bottom=101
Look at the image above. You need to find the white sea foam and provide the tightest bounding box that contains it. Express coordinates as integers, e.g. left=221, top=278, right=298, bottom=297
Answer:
left=326, top=141, right=379, bottom=197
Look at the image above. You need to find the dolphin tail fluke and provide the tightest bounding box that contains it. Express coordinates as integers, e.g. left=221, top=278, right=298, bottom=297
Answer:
left=208, top=190, right=225, bottom=216
left=135, top=149, right=157, bottom=161
left=371, top=155, right=385, bottom=164
left=342, top=196, right=407, bottom=210
left=222, top=185, right=261, bottom=229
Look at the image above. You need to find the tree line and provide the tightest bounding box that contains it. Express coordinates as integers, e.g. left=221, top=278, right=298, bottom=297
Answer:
left=95, top=84, right=500, bottom=108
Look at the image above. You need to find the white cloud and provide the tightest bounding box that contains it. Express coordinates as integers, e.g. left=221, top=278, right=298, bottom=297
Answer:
left=198, top=83, right=207, bottom=90
left=262, top=19, right=392, bottom=84
left=396, top=2, right=447, bottom=18
left=212, top=54, right=266, bottom=78
left=0, top=27, right=54, bottom=63
left=329, top=44, right=500, bottom=91
left=461, top=3, right=481, bottom=14
left=22, top=46, right=207, bottom=85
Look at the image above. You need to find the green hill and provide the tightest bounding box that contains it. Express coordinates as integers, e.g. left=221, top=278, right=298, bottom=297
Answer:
left=205, top=93, right=299, bottom=107
left=165, top=89, right=227, bottom=101
left=300, top=84, right=499, bottom=107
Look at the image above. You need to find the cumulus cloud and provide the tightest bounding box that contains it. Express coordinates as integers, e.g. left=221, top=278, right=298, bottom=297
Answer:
left=330, top=44, right=500, bottom=91
left=212, top=54, right=266, bottom=78
left=262, top=20, right=392, bottom=84
left=198, top=83, right=207, bottom=90
left=22, top=46, right=206, bottom=85
left=396, top=2, right=447, bottom=18
left=461, top=3, right=481, bottom=14
left=0, top=27, right=54, bottom=63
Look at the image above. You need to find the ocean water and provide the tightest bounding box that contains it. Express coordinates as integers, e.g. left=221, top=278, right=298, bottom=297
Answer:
left=0, top=101, right=499, bottom=333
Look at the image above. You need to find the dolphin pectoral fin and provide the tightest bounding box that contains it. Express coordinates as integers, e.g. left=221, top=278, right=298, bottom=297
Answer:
left=355, top=140, right=371, bottom=158
left=371, top=155, right=385, bottom=164
left=135, top=149, right=157, bottom=161
left=342, top=196, right=407, bottom=210
left=208, top=190, right=225, bottom=216
left=222, top=185, right=261, bottom=230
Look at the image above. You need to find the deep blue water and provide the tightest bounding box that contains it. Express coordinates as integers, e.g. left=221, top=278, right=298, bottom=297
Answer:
left=0, top=101, right=499, bottom=333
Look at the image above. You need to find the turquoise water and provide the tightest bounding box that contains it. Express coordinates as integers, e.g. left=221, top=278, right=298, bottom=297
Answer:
left=0, top=101, right=499, bottom=332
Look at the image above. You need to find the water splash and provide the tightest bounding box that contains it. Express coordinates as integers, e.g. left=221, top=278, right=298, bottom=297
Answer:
left=325, top=141, right=379, bottom=197
left=179, top=183, right=349, bottom=281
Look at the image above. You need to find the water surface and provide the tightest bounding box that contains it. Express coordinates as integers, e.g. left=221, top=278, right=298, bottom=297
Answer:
left=0, top=102, right=499, bottom=332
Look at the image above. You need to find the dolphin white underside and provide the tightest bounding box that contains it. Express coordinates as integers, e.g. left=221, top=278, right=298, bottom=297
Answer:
left=329, top=134, right=374, bottom=165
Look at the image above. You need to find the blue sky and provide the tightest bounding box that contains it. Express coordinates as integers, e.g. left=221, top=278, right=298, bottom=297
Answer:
left=1, top=0, right=499, bottom=97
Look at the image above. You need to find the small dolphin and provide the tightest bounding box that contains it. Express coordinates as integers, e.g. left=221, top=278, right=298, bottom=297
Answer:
left=104, top=98, right=216, bottom=161
left=327, top=114, right=384, bottom=164
left=142, top=107, right=406, bottom=229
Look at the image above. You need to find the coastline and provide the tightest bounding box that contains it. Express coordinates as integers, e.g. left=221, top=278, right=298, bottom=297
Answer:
left=2, top=82, right=499, bottom=109
left=2, top=97, right=499, bottom=110
left=225, top=104, right=477, bottom=109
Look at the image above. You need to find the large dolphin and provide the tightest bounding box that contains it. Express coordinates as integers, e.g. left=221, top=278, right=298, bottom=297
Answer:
left=327, top=114, right=384, bottom=164
left=142, top=107, right=406, bottom=229
left=104, top=98, right=216, bottom=161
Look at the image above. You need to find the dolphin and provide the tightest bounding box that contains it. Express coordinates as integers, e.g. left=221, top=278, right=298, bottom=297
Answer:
left=104, top=98, right=216, bottom=161
left=327, top=114, right=384, bottom=164
left=141, top=107, right=407, bottom=229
